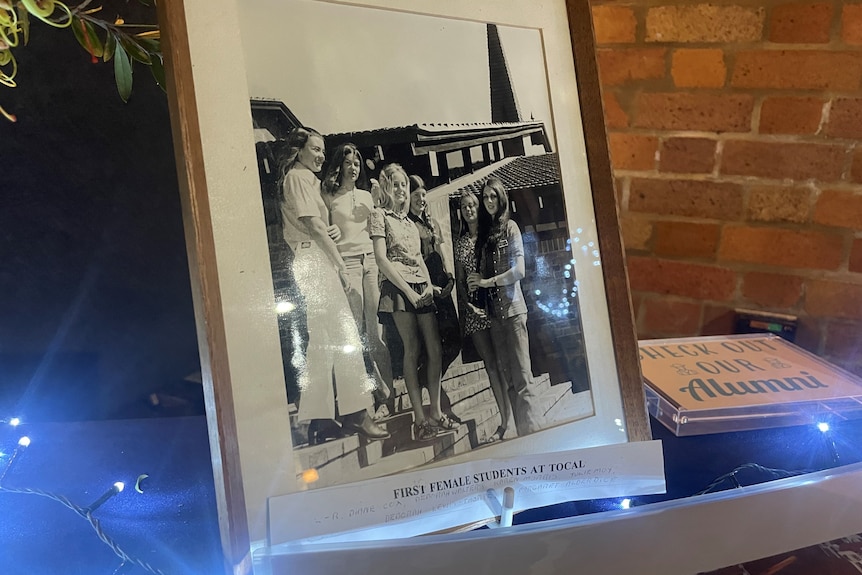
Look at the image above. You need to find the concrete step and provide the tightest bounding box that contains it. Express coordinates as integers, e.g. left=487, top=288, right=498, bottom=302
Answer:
left=290, top=379, right=590, bottom=491
left=537, top=387, right=594, bottom=424
left=389, top=377, right=495, bottom=419
left=388, top=373, right=558, bottom=427
left=294, top=432, right=385, bottom=489
left=380, top=408, right=478, bottom=461
left=348, top=446, right=436, bottom=483
left=294, top=412, right=476, bottom=488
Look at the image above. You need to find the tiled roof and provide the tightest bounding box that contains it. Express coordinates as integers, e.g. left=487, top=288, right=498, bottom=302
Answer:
left=327, top=121, right=544, bottom=140
left=247, top=99, right=545, bottom=144
left=456, top=153, right=561, bottom=195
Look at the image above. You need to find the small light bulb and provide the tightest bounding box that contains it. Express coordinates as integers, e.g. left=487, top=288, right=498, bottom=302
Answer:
left=87, top=481, right=126, bottom=512
left=620, top=498, right=631, bottom=509
left=343, top=344, right=357, bottom=354
left=817, top=422, right=830, bottom=433
left=9, top=417, right=20, bottom=427
left=17, top=436, right=30, bottom=447
left=301, top=469, right=319, bottom=483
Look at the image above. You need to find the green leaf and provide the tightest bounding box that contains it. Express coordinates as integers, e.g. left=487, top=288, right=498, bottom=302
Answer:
left=119, top=34, right=151, bottom=65
left=149, top=55, right=166, bottom=92
left=138, top=37, right=160, bottom=54
left=16, top=3, right=29, bottom=46
left=71, top=16, right=104, bottom=58
left=113, top=41, right=133, bottom=102
left=103, top=32, right=116, bottom=62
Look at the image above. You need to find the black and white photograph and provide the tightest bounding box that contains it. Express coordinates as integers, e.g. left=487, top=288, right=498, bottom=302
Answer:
left=241, top=0, right=596, bottom=489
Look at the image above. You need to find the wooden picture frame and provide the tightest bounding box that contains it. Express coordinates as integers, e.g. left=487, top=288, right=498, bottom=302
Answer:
left=157, top=0, right=649, bottom=570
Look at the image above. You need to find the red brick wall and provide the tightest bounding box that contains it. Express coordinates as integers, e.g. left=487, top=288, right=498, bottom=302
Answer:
left=591, top=1, right=862, bottom=375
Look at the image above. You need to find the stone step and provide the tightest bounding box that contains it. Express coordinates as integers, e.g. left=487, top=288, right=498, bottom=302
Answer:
left=388, top=363, right=493, bottom=397
left=447, top=369, right=554, bottom=397
left=380, top=408, right=478, bottom=460
left=442, top=364, right=490, bottom=391
left=390, top=375, right=496, bottom=413
left=389, top=372, right=556, bottom=420
left=293, top=399, right=533, bottom=490
left=289, top=374, right=572, bottom=446
left=348, top=445, right=437, bottom=483
left=536, top=385, right=570, bottom=416
left=537, top=387, right=594, bottom=425
left=294, top=432, right=385, bottom=489
left=290, top=379, right=586, bottom=491
left=456, top=404, right=507, bottom=446
left=295, top=415, right=475, bottom=489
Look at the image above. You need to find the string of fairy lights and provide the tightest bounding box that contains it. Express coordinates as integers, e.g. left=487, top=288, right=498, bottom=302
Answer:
left=0, top=417, right=167, bottom=575
left=0, top=412, right=845, bottom=571
left=619, top=421, right=843, bottom=511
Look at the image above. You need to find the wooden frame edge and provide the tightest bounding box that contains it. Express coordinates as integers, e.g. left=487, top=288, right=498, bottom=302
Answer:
left=157, top=1, right=251, bottom=573
left=565, top=0, right=651, bottom=442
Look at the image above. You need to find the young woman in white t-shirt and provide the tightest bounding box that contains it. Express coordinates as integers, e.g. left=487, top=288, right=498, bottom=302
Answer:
left=321, top=143, right=393, bottom=414
left=276, top=128, right=389, bottom=444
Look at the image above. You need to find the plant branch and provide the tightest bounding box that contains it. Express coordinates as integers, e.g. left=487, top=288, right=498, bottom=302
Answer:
left=73, top=0, right=95, bottom=13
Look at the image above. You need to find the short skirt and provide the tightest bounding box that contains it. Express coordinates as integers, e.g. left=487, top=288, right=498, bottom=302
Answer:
left=378, top=279, right=436, bottom=315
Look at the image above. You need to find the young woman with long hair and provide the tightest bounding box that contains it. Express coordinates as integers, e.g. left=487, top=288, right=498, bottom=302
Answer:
left=407, top=175, right=462, bottom=374
left=369, top=163, right=458, bottom=441
left=468, top=177, right=543, bottom=436
left=406, top=175, right=463, bottom=424
left=454, top=190, right=511, bottom=442
left=321, top=143, right=393, bottom=414
left=275, top=127, right=389, bottom=444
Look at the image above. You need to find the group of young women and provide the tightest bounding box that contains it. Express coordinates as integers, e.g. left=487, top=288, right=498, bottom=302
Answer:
left=275, top=127, right=542, bottom=447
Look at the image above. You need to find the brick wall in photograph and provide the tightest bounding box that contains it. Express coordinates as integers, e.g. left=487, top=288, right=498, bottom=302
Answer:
left=591, top=0, right=862, bottom=375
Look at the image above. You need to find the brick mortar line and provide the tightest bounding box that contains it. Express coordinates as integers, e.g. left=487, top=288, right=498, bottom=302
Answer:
left=600, top=82, right=862, bottom=106
left=597, top=41, right=862, bottom=49
left=590, top=0, right=835, bottom=6
left=589, top=0, right=862, bottom=22
left=595, top=0, right=862, bottom=8
left=614, top=170, right=862, bottom=187
left=605, top=129, right=862, bottom=146
left=615, top=82, right=862, bottom=101
left=629, top=292, right=846, bottom=321
left=627, top=254, right=862, bottom=284
left=624, top=211, right=862, bottom=235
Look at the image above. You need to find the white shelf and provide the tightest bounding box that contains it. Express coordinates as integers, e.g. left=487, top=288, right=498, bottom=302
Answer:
left=256, top=461, right=862, bottom=574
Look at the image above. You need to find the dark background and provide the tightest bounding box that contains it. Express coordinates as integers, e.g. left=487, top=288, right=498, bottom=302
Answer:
left=0, top=2, right=202, bottom=422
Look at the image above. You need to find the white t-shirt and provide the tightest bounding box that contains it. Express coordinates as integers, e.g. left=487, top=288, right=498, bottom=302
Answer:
left=326, top=187, right=375, bottom=256
left=280, top=167, right=328, bottom=248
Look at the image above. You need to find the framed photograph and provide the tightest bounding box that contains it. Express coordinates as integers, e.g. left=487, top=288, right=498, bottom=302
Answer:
left=158, top=0, right=650, bottom=564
